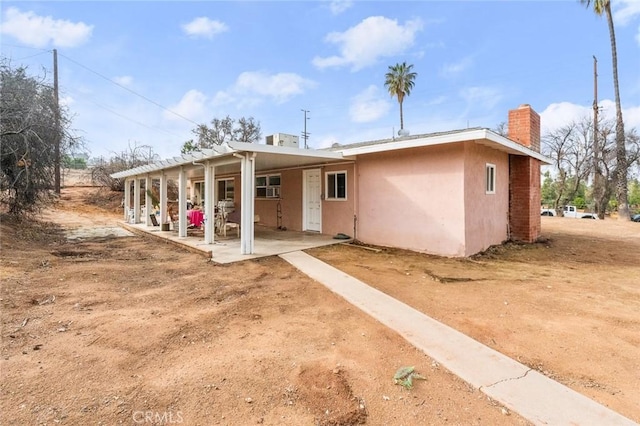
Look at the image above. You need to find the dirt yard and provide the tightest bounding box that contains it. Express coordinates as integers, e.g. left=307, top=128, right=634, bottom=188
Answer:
left=1, top=187, right=638, bottom=425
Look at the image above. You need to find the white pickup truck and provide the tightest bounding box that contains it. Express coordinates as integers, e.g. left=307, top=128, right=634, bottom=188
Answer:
left=540, top=206, right=598, bottom=219
left=562, top=205, right=598, bottom=219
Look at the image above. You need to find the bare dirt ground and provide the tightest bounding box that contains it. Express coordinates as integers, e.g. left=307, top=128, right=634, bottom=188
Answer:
left=1, top=186, right=637, bottom=425
left=310, top=216, right=640, bottom=423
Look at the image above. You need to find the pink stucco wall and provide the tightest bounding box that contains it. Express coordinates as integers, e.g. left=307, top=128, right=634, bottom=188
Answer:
left=355, top=144, right=467, bottom=257
left=189, top=141, right=510, bottom=257
left=321, top=164, right=356, bottom=237
left=254, top=169, right=303, bottom=230
left=463, top=142, right=510, bottom=255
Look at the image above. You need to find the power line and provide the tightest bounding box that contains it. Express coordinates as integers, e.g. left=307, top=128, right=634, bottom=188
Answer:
left=56, top=52, right=200, bottom=126
left=301, top=109, right=310, bottom=149
left=64, top=88, right=185, bottom=138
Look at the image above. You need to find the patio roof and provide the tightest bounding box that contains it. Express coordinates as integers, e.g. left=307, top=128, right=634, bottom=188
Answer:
left=110, top=142, right=348, bottom=179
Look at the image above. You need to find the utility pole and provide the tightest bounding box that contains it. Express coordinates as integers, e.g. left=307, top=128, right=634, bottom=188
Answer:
left=53, top=48, right=61, bottom=194
left=593, top=55, right=603, bottom=218
left=301, top=109, right=310, bottom=149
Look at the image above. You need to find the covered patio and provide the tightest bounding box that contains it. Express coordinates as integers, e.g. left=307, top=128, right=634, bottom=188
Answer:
left=121, top=222, right=345, bottom=264
left=111, top=142, right=350, bottom=261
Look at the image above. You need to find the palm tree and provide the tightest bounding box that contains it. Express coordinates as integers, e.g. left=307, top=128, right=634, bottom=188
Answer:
left=384, top=62, right=417, bottom=131
left=580, top=0, right=629, bottom=220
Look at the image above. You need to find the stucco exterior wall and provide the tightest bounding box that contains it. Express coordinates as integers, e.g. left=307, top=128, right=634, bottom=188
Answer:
left=254, top=169, right=303, bottom=230
left=355, top=144, right=467, bottom=257
left=321, top=164, right=356, bottom=237
left=463, top=142, right=510, bottom=256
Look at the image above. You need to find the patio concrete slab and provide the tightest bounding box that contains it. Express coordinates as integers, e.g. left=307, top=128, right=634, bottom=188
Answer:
left=280, top=250, right=637, bottom=426
left=120, top=222, right=343, bottom=264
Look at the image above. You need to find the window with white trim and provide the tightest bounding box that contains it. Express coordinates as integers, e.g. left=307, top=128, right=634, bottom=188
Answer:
left=485, top=163, right=496, bottom=194
left=255, top=174, right=281, bottom=198
left=217, top=178, right=234, bottom=201
left=326, top=171, right=347, bottom=200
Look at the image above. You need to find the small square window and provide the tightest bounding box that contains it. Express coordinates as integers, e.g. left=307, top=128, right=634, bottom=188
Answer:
left=326, top=171, right=347, bottom=200
left=486, top=164, right=496, bottom=194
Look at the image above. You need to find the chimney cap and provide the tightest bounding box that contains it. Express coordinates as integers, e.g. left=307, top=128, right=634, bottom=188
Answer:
left=518, top=103, right=531, bottom=108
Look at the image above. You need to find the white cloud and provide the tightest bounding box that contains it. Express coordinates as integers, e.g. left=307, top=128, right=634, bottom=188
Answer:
left=165, top=89, right=208, bottom=122
left=349, top=85, right=391, bottom=123
left=459, top=86, right=503, bottom=110
left=113, top=76, right=133, bottom=87
left=539, top=102, right=590, bottom=133
left=214, top=71, right=317, bottom=106
left=539, top=100, right=640, bottom=133
left=328, top=0, right=353, bottom=15
left=440, top=56, right=473, bottom=78
left=613, top=0, right=640, bottom=46
left=0, top=7, right=93, bottom=48
left=312, top=16, right=424, bottom=71
left=613, top=0, right=640, bottom=25
left=60, top=95, right=74, bottom=107
left=181, top=17, right=228, bottom=39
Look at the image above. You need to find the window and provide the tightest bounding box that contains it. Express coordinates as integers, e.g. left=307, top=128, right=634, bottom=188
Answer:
left=326, top=171, right=347, bottom=200
left=255, top=174, right=281, bottom=198
left=193, top=181, right=204, bottom=205
left=485, top=164, right=496, bottom=194
left=217, top=178, right=234, bottom=201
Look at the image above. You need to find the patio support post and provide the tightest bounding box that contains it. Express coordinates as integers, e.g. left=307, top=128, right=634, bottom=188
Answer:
left=204, top=162, right=215, bottom=244
left=159, top=172, right=168, bottom=225
left=145, top=175, right=152, bottom=226
left=178, top=167, right=187, bottom=238
left=133, top=177, right=141, bottom=224
left=239, top=153, right=256, bottom=254
left=123, top=179, right=131, bottom=221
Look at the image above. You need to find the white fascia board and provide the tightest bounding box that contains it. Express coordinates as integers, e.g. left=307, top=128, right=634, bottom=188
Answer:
left=337, top=129, right=488, bottom=156
left=228, top=141, right=344, bottom=160
left=337, top=128, right=552, bottom=165
left=483, top=131, right=553, bottom=164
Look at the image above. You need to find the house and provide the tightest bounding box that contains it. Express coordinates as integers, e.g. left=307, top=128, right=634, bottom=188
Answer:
left=112, top=104, right=550, bottom=258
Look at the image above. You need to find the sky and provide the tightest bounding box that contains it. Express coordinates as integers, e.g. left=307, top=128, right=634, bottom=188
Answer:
left=1, top=0, right=640, bottom=160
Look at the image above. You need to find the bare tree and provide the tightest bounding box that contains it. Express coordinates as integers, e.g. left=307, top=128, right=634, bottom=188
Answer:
left=234, top=117, right=261, bottom=143
left=91, top=141, right=158, bottom=191
left=543, top=113, right=639, bottom=218
left=1, top=60, right=81, bottom=216
left=542, top=117, right=594, bottom=210
left=184, top=116, right=261, bottom=153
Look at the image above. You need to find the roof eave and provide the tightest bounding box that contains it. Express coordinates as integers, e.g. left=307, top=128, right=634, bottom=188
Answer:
left=336, top=128, right=552, bottom=165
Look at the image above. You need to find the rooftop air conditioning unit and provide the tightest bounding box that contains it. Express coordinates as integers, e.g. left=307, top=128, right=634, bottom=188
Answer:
left=266, top=133, right=299, bottom=148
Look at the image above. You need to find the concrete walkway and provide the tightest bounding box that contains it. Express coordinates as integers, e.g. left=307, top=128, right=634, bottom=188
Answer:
left=280, top=251, right=637, bottom=426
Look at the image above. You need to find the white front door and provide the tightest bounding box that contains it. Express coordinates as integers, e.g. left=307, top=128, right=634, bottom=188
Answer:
left=303, top=169, right=321, bottom=232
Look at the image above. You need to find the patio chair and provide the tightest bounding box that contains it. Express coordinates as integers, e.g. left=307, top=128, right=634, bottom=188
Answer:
left=223, top=209, right=241, bottom=238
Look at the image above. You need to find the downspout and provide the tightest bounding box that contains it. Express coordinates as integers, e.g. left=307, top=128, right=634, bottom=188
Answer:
left=353, top=161, right=359, bottom=241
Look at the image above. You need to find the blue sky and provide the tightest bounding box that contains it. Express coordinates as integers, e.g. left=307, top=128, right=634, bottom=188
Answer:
left=2, top=1, right=639, bottom=160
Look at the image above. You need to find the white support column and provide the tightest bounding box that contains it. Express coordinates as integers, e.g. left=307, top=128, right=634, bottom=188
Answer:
left=145, top=175, right=152, bottom=226
left=159, top=173, right=168, bottom=225
left=133, top=177, right=141, bottom=224
left=123, top=179, right=131, bottom=221
left=204, top=162, right=215, bottom=245
left=239, top=153, right=256, bottom=254
left=248, top=153, right=255, bottom=253
left=178, top=167, right=187, bottom=238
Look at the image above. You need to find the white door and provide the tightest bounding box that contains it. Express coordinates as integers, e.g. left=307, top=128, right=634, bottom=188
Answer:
left=303, top=169, right=321, bottom=232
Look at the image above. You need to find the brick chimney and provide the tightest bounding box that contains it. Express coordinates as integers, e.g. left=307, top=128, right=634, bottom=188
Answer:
left=508, top=104, right=540, bottom=152
left=508, top=104, right=541, bottom=243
